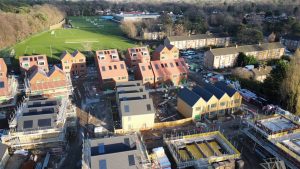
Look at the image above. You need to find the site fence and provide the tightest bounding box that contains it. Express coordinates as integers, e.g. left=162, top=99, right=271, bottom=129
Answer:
left=148, top=117, right=193, bottom=130
left=114, top=118, right=193, bottom=134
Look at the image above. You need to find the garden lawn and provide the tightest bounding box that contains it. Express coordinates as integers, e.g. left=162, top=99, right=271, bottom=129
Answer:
left=13, top=16, right=136, bottom=62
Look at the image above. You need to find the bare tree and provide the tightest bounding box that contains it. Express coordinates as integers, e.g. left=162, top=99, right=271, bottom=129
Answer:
left=120, top=21, right=137, bottom=38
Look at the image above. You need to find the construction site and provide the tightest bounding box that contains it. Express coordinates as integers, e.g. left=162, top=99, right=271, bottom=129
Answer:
left=1, top=96, right=77, bottom=153
left=164, top=131, right=242, bottom=169
left=243, top=114, right=300, bottom=169
left=0, top=76, right=18, bottom=109
left=81, top=133, right=151, bottom=169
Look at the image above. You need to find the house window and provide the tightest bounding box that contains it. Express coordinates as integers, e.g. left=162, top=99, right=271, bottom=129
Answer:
left=114, top=65, right=117, bottom=69
left=124, top=105, right=129, bottom=112
left=23, top=120, right=33, bottom=129
left=65, top=66, right=69, bottom=69
left=102, top=66, right=105, bottom=71
left=211, top=104, right=217, bottom=108
left=175, top=62, right=179, bottom=66
left=0, top=82, right=4, bottom=88
left=128, top=155, right=135, bottom=166
left=195, top=107, right=201, bottom=111
left=79, top=59, right=84, bottom=62
left=141, top=66, right=145, bottom=71
left=220, top=102, right=226, bottom=106
left=170, top=63, right=174, bottom=67
left=161, top=64, right=164, bottom=68
left=38, top=118, right=51, bottom=127
left=155, top=64, right=159, bottom=70
left=146, top=104, right=151, bottom=111
left=120, top=64, right=125, bottom=69
left=38, top=62, right=44, bottom=65
left=234, top=99, right=240, bottom=104
left=99, top=159, right=107, bottom=169
left=122, top=76, right=126, bottom=79
left=81, top=65, right=85, bottom=68
left=109, top=66, right=112, bottom=70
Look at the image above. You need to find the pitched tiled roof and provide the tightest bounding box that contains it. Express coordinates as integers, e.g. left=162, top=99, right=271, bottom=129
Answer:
left=28, top=67, right=48, bottom=81
left=203, top=83, right=226, bottom=99
left=168, top=34, right=223, bottom=42
left=178, top=87, right=200, bottom=107
left=72, top=50, right=85, bottom=59
left=155, top=44, right=175, bottom=53
left=192, top=86, right=214, bottom=102
left=214, top=81, right=237, bottom=97
left=282, top=34, right=300, bottom=41
left=60, top=51, right=72, bottom=60
left=61, top=50, right=86, bottom=60
left=209, top=42, right=284, bottom=56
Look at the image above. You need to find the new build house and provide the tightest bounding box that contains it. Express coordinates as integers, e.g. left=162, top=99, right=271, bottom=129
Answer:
left=164, top=33, right=230, bottom=50
left=125, top=47, right=150, bottom=68
left=204, top=42, right=285, bottom=69
left=25, top=66, right=72, bottom=98
left=95, top=49, right=129, bottom=89
left=177, top=82, right=242, bottom=119
left=60, top=50, right=87, bottom=78
left=135, top=45, right=188, bottom=87
left=19, top=55, right=49, bottom=73
left=82, top=134, right=151, bottom=169
left=115, top=81, right=155, bottom=131
left=1, top=98, right=74, bottom=151
left=135, top=62, right=155, bottom=87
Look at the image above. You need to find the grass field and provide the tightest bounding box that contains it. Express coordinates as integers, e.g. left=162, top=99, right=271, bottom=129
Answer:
left=13, top=16, right=136, bottom=61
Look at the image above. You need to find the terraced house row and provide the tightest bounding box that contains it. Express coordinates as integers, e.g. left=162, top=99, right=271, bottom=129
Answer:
left=177, top=82, right=242, bottom=119
left=204, top=42, right=285, bottom=69
left=96, top=45, right=189, bottom=89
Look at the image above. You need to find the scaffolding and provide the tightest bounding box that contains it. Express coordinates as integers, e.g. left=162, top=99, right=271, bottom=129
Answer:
left=164, top=131, right=240, bottom=169
left=24, top=77, right=73, bottom=99
left=0, top=75, right=18, bottom=107
left=1, top=97, right=74, bottom=151
left=244, top=115, right=300, bottom=169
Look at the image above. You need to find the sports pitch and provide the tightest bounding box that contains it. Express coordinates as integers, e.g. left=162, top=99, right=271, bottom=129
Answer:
left=13, top=16, right=136, bottom=61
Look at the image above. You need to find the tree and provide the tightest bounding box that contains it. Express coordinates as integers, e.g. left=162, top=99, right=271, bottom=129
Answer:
left=237, top=26, right=263, bottom=44
left=280, top=49, right=300, bottom=114
left=120, top=21, right=137, bottom=38
left=263, top=59, right=288, bottom=103
left=236, top=52, right=258, bottom=67
left=173, top=24, right=185, bottom=36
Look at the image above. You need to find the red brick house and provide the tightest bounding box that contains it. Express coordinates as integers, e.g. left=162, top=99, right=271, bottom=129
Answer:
left=95, top=49, right=129, bottom=89
left=60, top=50, right=87, bottom=78
left=19, top=55, right=49, bottom=73
left=25, top=66, right=71, bottom=98
left=125, top=47, right=150, bottom=68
